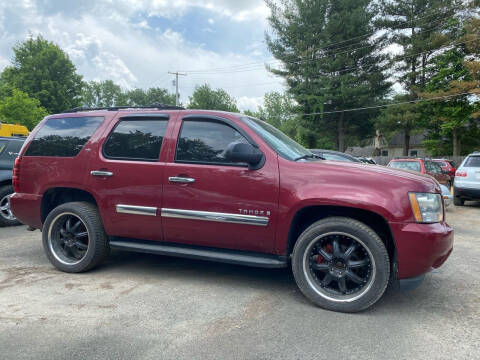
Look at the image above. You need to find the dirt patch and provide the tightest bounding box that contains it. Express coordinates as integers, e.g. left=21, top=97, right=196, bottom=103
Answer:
left=0, top=266, right=56, bottom=291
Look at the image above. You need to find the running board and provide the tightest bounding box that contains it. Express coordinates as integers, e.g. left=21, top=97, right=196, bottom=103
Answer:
left=109, top=238, right=288, bottom=269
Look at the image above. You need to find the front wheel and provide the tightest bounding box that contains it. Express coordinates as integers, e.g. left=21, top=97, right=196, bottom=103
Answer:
left=292, top=217, right=390, bottom=312
left=42, top=201, right=108, bottom=273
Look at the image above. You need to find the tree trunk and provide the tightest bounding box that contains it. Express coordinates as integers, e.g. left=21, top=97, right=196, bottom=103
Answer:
left=403, top=131, right=410, bottom=156
left=337, top=111, right=345, bottom=152
left=452, top=128, right=460, bottom=156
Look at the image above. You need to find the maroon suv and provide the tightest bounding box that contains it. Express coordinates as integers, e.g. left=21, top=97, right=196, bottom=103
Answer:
left=11, top=106, right=453, bottom=312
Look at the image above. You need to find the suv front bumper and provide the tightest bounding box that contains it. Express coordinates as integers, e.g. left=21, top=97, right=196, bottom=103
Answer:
left=391, top=221, right=453, bottom=280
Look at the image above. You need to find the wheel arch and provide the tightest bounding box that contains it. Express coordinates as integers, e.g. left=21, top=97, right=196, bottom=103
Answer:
left=41, top=187, right=98, bottom=224
left=286, top=205, right=396, bottom=266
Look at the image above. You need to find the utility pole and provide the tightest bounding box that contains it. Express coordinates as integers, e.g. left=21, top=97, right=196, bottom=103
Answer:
left=168, top=71, right=186, bottom=106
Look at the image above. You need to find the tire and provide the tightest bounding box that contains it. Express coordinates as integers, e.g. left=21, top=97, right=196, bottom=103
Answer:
left=42, top=201, right=108, bottom=273
left=0, top=184, right=21, bottom=227
left=292, top=217, right=390, bottom=313
left=453, top=188, right=464, bottom=206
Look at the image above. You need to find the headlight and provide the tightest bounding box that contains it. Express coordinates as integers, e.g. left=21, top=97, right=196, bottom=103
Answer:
left=408, top=192, right=443, bottom=223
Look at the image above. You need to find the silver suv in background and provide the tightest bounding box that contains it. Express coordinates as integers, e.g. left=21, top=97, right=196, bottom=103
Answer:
left=454, top=152, right=480, bottom=206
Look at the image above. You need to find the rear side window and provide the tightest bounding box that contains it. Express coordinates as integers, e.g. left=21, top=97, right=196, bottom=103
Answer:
left=435, top=161, right=447, bottom=167
left=389, top=161, right=421, bottom=172
left=103, top=119, right=168, bottom=161
left=464, top=156, right=480, bottom=168
left=25, top=117, right=103, bottom=157
left=175, top=120, right=249, bottom=165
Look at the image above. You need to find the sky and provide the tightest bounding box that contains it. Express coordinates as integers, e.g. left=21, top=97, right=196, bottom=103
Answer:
left=0, top=0, right=285, bottom=111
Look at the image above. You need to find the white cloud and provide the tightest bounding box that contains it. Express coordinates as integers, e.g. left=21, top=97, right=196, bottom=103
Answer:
left=0, top=0, right=282, bottom=111
left=237, top=96, right=264, bottom=112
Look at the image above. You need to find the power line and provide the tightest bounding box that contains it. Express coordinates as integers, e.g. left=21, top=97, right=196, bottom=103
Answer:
left=181, top=10, right=463, bottom=74
left=300, top=92, right=475, bottom=117
left=183, top=37, right=476, bottom=80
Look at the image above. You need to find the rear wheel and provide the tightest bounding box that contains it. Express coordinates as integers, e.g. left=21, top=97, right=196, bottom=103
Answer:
left=453, top=188, right=465, bottom=206
left=292, top=217, right=390, bottom=312
left=42, top=201, right=108, bottom=272
left=0, top=185, right=20, bottom=227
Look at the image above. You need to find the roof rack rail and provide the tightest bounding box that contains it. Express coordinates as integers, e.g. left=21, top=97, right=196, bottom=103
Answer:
left=62, top=103, right=185, bottom=113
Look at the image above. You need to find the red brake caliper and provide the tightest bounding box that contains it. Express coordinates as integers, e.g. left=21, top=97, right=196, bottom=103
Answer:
left=317, top=244, right=333, bottom=263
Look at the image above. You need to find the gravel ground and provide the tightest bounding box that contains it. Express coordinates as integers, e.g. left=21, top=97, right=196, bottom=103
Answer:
left=0, top=202, right=479, bottom=360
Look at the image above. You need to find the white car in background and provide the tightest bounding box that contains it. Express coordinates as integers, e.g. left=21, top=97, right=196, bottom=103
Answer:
left=453, top=152, right=480, bottom=206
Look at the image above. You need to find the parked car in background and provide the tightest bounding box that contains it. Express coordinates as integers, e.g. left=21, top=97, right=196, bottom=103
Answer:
left=0, top=136, right=25, bottom=226
left=433, top=159, right=456, bottom=181
left=356, top=156, right=376, bottom=164
left=453, top=152, right=480, bottom=206
left=310, top=149, right=363, bottom=163
left=11, top=106, right=453, bottom=313
left=440, top=184, right=452, bottom=207
left=387, top=158, right=451, bottom=187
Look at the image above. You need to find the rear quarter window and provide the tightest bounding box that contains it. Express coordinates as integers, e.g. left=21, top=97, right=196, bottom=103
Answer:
left=464, top=156, right=480, bottom=168
left=25, top=117, right=103, bottom=157
left=0, top=140, right=6, bottom=155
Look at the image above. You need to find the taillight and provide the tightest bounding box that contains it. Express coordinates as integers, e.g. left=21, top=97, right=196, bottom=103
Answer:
left=12, top=157, right=20, bottom=192
left=455, top=171, right=467, bottom=177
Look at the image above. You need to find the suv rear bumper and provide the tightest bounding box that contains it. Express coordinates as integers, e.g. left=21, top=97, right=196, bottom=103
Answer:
left=391, top=222, right=453, bottom=279
left=454, top=186, right=480, bottom=200
left=10, top=193, right=43, bottom=229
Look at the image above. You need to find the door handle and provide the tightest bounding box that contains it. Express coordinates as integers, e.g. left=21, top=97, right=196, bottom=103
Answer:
left=91, top=170, right=114, bottom=177
left=168, top=176, right=195, bottom=184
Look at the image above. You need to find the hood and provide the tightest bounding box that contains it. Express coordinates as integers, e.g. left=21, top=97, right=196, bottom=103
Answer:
left=296, top=159, right=440, bottom=193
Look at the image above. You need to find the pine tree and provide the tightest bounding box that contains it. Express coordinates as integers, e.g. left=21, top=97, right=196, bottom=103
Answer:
left=374, top=0, right=463, bottom=154
left=265, top=0, right=390, bottom=151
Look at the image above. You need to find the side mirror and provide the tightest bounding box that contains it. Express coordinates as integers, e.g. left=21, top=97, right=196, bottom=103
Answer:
left=225, top=142, right=264, bottom=169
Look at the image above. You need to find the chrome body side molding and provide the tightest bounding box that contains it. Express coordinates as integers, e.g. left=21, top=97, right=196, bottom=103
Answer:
left=116, top=204, right=157, bottom=216
left=161, top=208, right=269, bottom=226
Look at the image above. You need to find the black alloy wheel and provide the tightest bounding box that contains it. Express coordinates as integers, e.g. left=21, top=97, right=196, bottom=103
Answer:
left=47, top=213, right=89, bottom=265
left=307, top=233, right=373, bottom=296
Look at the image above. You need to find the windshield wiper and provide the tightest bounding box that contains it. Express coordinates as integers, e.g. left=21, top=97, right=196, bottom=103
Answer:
left=294, top=154, right=324, bottom=161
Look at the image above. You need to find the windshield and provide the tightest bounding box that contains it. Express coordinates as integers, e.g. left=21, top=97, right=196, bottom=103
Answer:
left=388, top=161, right=421, bottom=172
left=242, top=117, right=312, bottom=161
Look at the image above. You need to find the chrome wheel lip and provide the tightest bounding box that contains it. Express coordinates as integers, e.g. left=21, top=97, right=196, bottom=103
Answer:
left=0, top=193, right=16, bottom=221
left=48, top=212, right=89, bottom=266
left=302, top=231, right=376, bottom=303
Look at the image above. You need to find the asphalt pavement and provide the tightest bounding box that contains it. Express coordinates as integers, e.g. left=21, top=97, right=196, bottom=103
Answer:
left=0, top=202, right=479, bottom=360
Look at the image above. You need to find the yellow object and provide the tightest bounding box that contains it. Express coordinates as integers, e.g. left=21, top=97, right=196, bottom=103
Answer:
left=0, top=122, right=29, bottom=137
left=408, top=193, right=423, bottom=222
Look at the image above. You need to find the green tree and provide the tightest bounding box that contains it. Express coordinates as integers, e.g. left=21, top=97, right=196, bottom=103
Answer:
left=419, top=17, right=480, bottom=155
left=1, top=35, right=83, bottom=113
left=124, top=87, right=176, bottom=106
left=256, top=92, right=296, bottom=128
left=187, top=84, right=238, bottom=112
left=266, top=0, right=390, bottom=151
left=81, top=80, right=123, bottom=108
left=81, top=81, right=176, bottom=108
left=376, top=96, right=422, bottom=155
left=374, top=0, right=463, bottom=154
left=0, top=88, right=47, bottom=130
